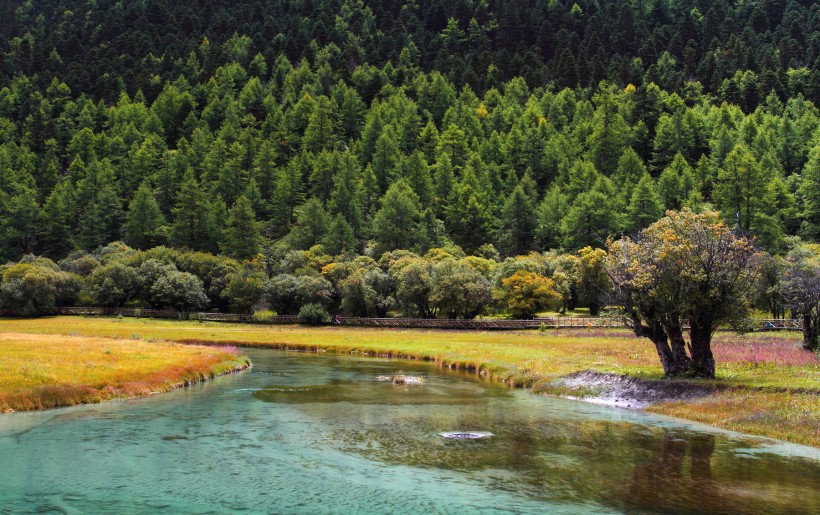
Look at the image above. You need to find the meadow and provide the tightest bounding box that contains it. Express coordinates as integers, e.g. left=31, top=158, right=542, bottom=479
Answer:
left=0, top=316, right=817, bottom=446
left=0, top=330, right=248, bottom=412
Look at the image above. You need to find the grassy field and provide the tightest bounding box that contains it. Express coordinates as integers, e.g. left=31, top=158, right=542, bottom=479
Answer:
left=0, top=331, right=248, bottom=412
left=0, top=316, right=817, bottom=446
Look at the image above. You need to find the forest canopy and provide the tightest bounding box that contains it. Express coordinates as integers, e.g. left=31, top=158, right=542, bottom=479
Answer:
left=0, top=0, right=818, bottom=307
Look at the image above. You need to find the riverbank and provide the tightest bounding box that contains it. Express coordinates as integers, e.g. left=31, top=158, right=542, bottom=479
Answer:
left=0, top=317, right=817, bottom=446
left=0, top=332, right=249, bottom=412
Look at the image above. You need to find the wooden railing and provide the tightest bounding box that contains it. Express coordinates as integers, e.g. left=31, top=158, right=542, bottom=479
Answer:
left=757, top=319, right=803, bottom=331
left=51, top=307, right=299, bottom=324
left=46, top=307, right=803, bottom=332
left=333, top=316, right=617, bottom=329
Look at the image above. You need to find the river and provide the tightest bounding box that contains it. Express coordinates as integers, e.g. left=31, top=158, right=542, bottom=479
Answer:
left=0, top=348, right=818, bottom=513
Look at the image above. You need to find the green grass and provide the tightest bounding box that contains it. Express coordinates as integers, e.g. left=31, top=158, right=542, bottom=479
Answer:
left=0, top=316, right=817, bottom=446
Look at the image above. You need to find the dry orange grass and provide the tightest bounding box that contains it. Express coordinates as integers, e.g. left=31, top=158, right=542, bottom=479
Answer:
left=0, top=332, right=248, bottom=412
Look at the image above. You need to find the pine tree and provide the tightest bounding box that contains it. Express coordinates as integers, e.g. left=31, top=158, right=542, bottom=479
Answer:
left=170, top=169, right=216, bottom=251
left=652, top=111, right=696, bottom=171
left=626, top=174, right=664, bottom=232
left=536, top=185, right=569, bottom=250
left=336, top=84, right=365, bottom=142
left=372, top=179, right=421, bottom=254
left=302, top=95, right=338, bottom=153
left=253, top=139, right=278, bottom=214
left=213, top=141, right=248, bottom=206
left=418, top=119, right=440, bottom=164
left=498, top=184, right=537, bottom=256
left=417, top=207, right=449, bottom=253
left=657, top=154, right=693, bottom=210
left=799, top=147, right=820, bottom=240
left=329, top=151, right=364, bottom=234
left=124, top=182, right=167, bottom=249
left=714, top=143, right=768, bottom=231
left=154, top=150, right=182, bottom=216
left=76, top=159, right=123, bottom=251
left=587, top=82, right=629, bottom=174
left=243, top=177, right=265, bottom=216
left=561, top=190, right=619, bottom=250
left=445, top=168, right=496, bottom=253
left=269, top=161, right=305, bottom=237
left=288, top=197, right=330, bottom=250
left=308, top=150, right=337, bottom=202
left=322, top=214, right=358, bottom=255
left=221, top=196, right=261, bottom=260
left=1, top=187, right=40, bottom=259
left=613, top=147, right=648, bottom=199
left=39, top=179, right=75, bottom=258
left=400, top=151, right=434, bottom=207
left=370, top=127, right=400, bottom=194
left=433, top=153, right=455, bottom=217
left=436, top=123, right=470, bottom=171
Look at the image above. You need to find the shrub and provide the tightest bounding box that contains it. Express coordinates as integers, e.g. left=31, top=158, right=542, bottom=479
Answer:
left=297, top=303, right=330, bottom=325
left=252, top=310, right=277, bottom=323
left=150, top=270, right=209, bottom=312
left=496, top=270, right=562, bottom=319
left=221, top=264, right=267, bottom=313
left=88, top=263, right=140, bottom=307
left=0, top=263, right=60, bottom=315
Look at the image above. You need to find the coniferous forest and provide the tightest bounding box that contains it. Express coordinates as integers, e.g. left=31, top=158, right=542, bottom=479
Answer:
left=1, top=0, right=819, bottom=319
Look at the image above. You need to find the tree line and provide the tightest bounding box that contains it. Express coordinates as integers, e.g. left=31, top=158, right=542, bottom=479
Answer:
left=2, top=1, right=818, bottom=105
left=0, top=241, right=577, bottom=321
left=1, top=51, right=819, bottom=262
left=3, top=209, right=818, bottom=379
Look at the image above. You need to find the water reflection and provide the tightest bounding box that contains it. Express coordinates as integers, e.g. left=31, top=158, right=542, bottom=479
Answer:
left=628, top=432, right=721, bottom=512
left=252, top=351, right=820, bottom=514
left=0, top=349, right=817, bottom=514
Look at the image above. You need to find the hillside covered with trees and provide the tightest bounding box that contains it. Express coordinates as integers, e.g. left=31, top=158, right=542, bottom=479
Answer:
left=0, top=0, right=819, bottom=332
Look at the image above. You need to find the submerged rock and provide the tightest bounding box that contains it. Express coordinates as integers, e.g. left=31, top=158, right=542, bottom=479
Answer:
left=377, top=372, right=426, bottom=385
left=439, top=431, right=494, bottom=439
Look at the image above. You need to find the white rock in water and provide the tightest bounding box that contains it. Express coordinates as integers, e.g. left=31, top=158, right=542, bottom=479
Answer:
left=439, top=431, right=494, bottom=439
left=378, top=373, right=426, bottom=384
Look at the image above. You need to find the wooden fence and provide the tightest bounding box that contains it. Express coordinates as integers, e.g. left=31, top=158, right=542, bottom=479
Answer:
left=333, top=316, right=616, bottom=329
left=45, top=307, right=803, bottom=332
left=52, top=307, right=300, bottom=324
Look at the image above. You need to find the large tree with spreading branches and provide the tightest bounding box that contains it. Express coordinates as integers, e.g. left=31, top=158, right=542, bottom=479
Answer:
left=606, top=210, right=759, bottom=378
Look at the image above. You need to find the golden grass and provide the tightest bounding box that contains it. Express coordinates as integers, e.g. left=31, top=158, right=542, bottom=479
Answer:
left=0, top=317, right=817, bottom=445
left=0, top=331, right=248, bottom=412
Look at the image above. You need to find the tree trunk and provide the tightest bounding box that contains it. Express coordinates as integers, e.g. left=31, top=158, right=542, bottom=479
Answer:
left=637, top=320, right=688, bottom=376
left=688, top=320, right=715, bottom=378
left=689, top=434, right=716, bottom=480
left=630, top=313, right=689, bottom=376
left=651, top=336, right=679, bottom=376
left=589, top=301, right=600, bottom=316
left=803, top=313, right=818, bottom=352
left=666, top=321, right=692, bottom=373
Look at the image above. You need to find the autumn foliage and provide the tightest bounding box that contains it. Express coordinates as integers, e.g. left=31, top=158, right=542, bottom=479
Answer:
left=497, top=270, right=561, bottom=319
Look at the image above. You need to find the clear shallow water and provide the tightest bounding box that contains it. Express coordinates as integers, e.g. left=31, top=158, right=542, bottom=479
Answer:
left=0, top=349, right=818, bottom=514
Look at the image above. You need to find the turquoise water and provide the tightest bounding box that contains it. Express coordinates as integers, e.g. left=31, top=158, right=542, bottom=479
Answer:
left=0, top=349, right=818, bottom=514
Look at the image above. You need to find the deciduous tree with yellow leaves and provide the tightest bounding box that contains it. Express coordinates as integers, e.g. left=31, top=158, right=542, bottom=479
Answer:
left=497, top=270, right=562, bottom=319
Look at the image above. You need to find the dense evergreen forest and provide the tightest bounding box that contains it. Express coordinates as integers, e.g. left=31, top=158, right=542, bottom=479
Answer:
left=1, top=0, right=819, bottom=320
